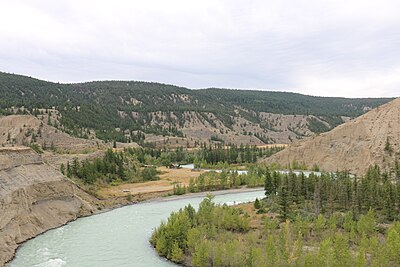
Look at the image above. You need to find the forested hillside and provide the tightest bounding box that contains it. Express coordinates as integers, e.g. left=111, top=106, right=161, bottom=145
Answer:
left=0, top=72, right=392, bottom=146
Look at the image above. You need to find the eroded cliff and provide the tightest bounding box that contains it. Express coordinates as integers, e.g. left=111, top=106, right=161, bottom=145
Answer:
left=0, top=147, right=98, bottom=265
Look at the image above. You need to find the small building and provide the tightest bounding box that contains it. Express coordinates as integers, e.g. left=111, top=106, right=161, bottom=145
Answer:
left=168, top=163, right=181, bottom=169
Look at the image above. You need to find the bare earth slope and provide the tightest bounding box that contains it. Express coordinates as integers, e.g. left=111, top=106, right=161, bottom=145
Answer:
left=263, top=98, right=400, bottom=175
left=0, top=147, right=98, bottom=265
left=0, top=115, right=103, bottom=153
left=140, top=111, right=330, bottom=146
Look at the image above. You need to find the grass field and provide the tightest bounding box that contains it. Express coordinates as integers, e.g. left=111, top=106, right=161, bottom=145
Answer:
left=98, top=167, right=206, bottom=198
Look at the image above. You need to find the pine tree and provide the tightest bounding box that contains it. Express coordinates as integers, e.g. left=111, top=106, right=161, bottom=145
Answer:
left=386, top=227, right=400, bottom=264
left=66, top=161, right=72, bottom=178
left=264, top=171, right=274, bottom=196
left=316, top=238, right=333, bottom=267
left=356, top=247, right=367, bottom=267
left=278, top=184, right=290, bottom=221
left=60, top=163, right=65, bottom=175
left=265, top=235, right=277, bottom=266
left=170, top=241, right=184, bottom=263
left=192, top=242, right=209, bottom=267
left=333, top=233, right=353, bottom=267
left=383, top=181, right=396, bottom=221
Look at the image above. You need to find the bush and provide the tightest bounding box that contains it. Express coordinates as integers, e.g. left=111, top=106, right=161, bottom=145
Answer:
left=142, top=166, right=159, bottom=181
left=30, top=143, right=43, bottom=154
left=256, top=208, right=267, bottom=214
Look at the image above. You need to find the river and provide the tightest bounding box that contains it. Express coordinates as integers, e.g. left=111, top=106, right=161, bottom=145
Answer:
left=180, top=163, right=323, bottom=177
left=10, top=189, right=265, bottom=267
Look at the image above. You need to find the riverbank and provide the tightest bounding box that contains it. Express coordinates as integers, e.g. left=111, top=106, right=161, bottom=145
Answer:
left=5, top=186, right=264, bottom=266
left=144, top=186, right=264, bottom=203
left=10, top=190, right=265, bottom=267
left=89, top=186, right=264, bottom=217
left=0, top=147, right=102, bottom=266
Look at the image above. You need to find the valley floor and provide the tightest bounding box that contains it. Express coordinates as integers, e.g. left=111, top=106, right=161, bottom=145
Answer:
left=98, top=166, right=206, bottom=200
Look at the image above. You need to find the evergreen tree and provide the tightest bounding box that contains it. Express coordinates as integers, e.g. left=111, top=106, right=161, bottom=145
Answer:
left=278, top=184, right=290, bottom=221
left=170, top=241, right=184, bottom=263
left=60, top=163, right=65, bottom=175
left=254, top=198, right=261, bottom=209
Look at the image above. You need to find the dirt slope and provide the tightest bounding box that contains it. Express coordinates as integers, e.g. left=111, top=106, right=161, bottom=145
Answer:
left=0, top=115, right=103, bottom=153
left=0, top=147, right=99, bottom=265
left=141, top=111, right=333, bottom=147
left=263, top=98, right=400, bottom=175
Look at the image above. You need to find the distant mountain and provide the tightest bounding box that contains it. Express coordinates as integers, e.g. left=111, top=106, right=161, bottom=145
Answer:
left=0, top=72, right=393, bottom=146
left=263, top=97, right=400, bottom=174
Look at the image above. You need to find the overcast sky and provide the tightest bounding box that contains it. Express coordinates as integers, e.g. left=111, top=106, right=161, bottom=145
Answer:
left=1, top=0, right=399, bottom=98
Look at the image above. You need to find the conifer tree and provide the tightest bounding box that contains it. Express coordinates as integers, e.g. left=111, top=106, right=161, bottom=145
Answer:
left=278, top=184, right=290, bottom=221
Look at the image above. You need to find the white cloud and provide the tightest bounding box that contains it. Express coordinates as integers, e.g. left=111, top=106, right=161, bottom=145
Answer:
left=0, top=0, right=400, bottom=97
left=296, top=67, right=400, bottom=98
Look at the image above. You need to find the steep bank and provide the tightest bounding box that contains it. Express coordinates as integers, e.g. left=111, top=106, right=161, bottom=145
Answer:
left=263, top=97, right=400, bottom=175
left=0, top=147, right=98, bottom=265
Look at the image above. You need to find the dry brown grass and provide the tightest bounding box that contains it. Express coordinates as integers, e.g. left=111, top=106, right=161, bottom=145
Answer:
left=98, top=167, right=205, bottom=198
left=235, top=202, right=277, bottom=229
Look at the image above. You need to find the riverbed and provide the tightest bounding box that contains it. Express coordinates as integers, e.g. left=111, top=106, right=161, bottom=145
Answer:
left=10, top=189, right=265, bottom=267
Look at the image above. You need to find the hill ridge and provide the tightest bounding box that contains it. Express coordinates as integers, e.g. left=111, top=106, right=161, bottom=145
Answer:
left=263, top=97, right=400, bottom=174
left=0, top=71, right=393, bottom=147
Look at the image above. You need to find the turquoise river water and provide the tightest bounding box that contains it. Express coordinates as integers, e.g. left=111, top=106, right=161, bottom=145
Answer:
left=10, top=189, right=265, bottom=267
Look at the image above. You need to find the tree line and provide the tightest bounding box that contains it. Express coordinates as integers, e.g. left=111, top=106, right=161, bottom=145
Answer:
left=193, top=144, right=284, bottom=167
left=264, top=165, right=400, bottom=222
left=61, top=149, right=159, bottom=185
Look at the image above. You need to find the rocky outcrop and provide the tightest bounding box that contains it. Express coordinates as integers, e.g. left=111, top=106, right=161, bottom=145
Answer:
left=263, top=98, right=400, bottom=175
left=0, top=147, right=97, bottom=265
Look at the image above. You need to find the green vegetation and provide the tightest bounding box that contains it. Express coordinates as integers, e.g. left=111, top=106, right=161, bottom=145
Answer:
left=63, top=145, right=281, bottom=186
left=64, top=149, right=158, bottom=184
left=0, top=72, right=392, bottom=143
left=254, top=198, right=261, bottom=209
left=152, top=164, right=400, bottom=266
left=187, top=169, right=265, bottom=193
left=29, top=143, right=43, bottom=154
left=385, top=137, right=393, bottom=155
left=193, top=144, right=284, bottom=167
left=263, top=165, right=400, bottom=222
left=307, top=117, right=330, bottom=133
left=153, top=201, right=400, bottom=266
left=150, top=195, right=250, bottom=265
left=289, top=160, right=308, bottom=170
left=125, top=146, right=192, bottom=166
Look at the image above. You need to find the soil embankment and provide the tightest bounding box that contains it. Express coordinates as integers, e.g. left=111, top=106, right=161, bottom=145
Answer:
left=0, top=147, right=98, bottom=265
